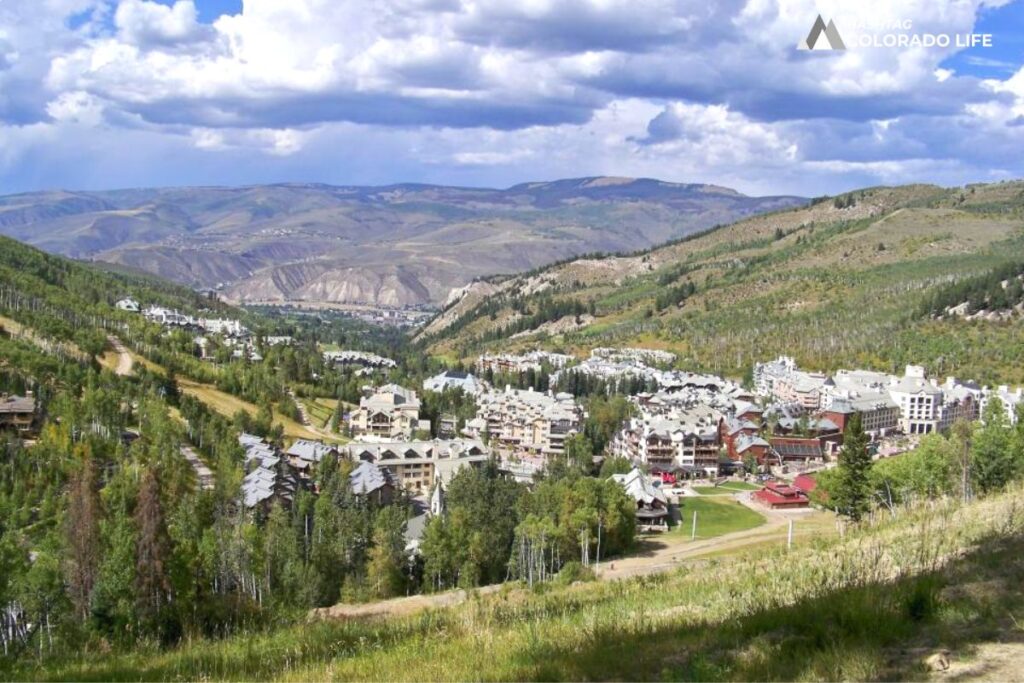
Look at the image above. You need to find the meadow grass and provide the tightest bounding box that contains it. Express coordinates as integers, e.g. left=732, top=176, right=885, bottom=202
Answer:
left=673, top=497, right=766, bottom=539
left=8, top=486, right=1024, bottom=681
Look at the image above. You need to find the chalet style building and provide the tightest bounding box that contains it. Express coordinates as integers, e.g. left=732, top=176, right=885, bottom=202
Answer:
left=285, top=439, right=340, bottom=480
left=611, top=467, right=670, bottom=528
left=0, top=394, right=36, bottom=434
left=348, top=461, right=396, bottom=504
left=340, top=439, right=490, bottom=493
left=752, top=481, right=810, bottom=509
left=350, top=384, right=427, bottom=440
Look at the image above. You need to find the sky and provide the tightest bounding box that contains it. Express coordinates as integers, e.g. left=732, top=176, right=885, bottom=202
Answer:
left=1, top=0, right=1023, bottom=196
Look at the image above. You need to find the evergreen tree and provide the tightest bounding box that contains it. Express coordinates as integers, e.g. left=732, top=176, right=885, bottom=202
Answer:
left=972, top=398, right=1014, bottom=493
left=830, top=413, right=873, bottom=521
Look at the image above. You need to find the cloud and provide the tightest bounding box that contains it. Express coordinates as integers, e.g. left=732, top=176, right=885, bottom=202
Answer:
left=0, top=0, right=1021, bottom=196
left=114, top=0, right=212, bottom=47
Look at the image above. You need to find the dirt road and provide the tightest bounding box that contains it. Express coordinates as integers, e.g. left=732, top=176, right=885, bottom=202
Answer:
left=597, top=498, right=830, bottom=580
left=107, top=336, right=134, bottom=376
left=180, top=445, right=215, bottom=490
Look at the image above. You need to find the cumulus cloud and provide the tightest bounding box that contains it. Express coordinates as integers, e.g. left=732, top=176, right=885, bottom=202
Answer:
left=0, top=0, right=1021, bottom=195
left=114, top=0, right=211, bottom=47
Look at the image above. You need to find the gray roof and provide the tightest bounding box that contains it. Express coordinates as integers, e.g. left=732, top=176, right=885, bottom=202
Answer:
left=286, top=439, right=336, bottom=463
left=349, top=461, right=393, bottom=495
left=0, top=395, right=34, bottom=414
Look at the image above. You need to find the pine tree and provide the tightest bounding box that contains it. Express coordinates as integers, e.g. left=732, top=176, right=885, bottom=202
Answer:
left=972, top=398, right=1014, bottom=493
left=831, top=413, right=873, bottom=521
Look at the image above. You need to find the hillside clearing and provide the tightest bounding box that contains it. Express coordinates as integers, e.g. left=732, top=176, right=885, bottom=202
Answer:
left=673, top=497, right=767, bottom=540
left=177, top=377, right=344, bottom=443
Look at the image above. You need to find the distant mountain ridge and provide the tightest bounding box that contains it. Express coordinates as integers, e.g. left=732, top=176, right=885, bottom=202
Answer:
left=0, top=178, right=806, bottom=307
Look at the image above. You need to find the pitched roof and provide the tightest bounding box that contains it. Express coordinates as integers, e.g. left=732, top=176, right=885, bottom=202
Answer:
left=0, top=395, right=34, bottom=414
left=611, top=467, right=668, bottom=506
left=286, top=439, right=336, bottom=463
left=349, top=461, right=393, bottom=495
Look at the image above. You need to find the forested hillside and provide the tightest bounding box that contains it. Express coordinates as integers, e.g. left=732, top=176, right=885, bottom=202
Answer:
left=422, top=181, right=1024, bottom=385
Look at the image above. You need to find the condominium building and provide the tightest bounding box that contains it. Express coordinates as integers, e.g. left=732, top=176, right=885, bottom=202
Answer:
left=471, top=386, right=584, bottom=457
left=340, top=439, right=490, bottom=493
left=350, top=384, right=427, bottom=439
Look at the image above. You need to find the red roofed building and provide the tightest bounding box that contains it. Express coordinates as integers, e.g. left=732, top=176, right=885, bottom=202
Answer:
left=792, top=474, right=818, bottom=495
left=752, top=481, right=810, bottom=509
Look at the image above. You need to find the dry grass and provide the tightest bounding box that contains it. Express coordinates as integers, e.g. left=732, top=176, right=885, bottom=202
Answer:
left=176, top=377, right=341, bottom=443
left=16, top=485, right=1024, bottom=682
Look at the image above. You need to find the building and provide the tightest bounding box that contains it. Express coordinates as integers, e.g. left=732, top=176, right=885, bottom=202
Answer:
left=610, top=467, right=670, bottom=528
left=115, top=297, right=140, bottom=312
left=981, top=385, right=1024, bottom=425
left=472, top=386, right=584, bottom=457
left=753, top=356, right=826, bottom=410
left=285, top=440, right=339, bottom=479
left=720, top=416, right=760, bottom=453
left=821, top=396, right=899, bottom=438
left=752, top=481, right=810, bottom=509
left=0, top=394, right=35, bottom=433
left=340, top=439, right=490, bottom=493
left=143, top=306, right=194, bottom=327
left=241, top=465, right=300, bottom=512
left=733, top=433, right=771, bottom=465
left=768, top=437, right=825, bottom=465
left=238, top=434, right=300, bottom=511
left=323, top=350, right=397, bottom=369
left=422, top=370, right=483, bottom=395
left=348, top=461, right=396, bottom=504
left=350, top=384, right=425, bottom=440
left=198, top=318, right=249, bottom=338
left=475, top=351, right=574, bottom=375
left=264, top=336, right=294, bottom=346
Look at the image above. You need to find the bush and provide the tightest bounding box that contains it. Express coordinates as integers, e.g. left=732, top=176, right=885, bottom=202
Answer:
left=553, top=561, right=596, bottom=586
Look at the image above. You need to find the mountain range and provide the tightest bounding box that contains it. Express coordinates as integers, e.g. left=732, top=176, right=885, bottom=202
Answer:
left=0, top=178, right=804, bottom=308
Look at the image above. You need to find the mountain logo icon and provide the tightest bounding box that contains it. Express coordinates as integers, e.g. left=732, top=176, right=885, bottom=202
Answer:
left=797, top=15, right=846, bottom=51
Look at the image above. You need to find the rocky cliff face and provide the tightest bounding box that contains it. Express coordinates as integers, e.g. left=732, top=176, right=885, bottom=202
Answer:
left=0, top=179, right=805, bottom=307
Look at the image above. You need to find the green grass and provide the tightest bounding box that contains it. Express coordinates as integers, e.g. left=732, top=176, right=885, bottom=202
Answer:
left=723, top=481, right=760, bottom=491
left=674, top=497, right=766, bottom=539
left=300, top=397, right=336, bottom=428
left=9, top=485, right=1024, bottom=681
left=691, top=481, right=759, bottom=495
left=691, top=486, right=735, bottom=495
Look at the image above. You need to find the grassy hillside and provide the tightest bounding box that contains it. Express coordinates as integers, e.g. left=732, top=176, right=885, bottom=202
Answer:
left=422, top=181, right=1024, bottom=385
left=10, top=483, right=1024, bottom=682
